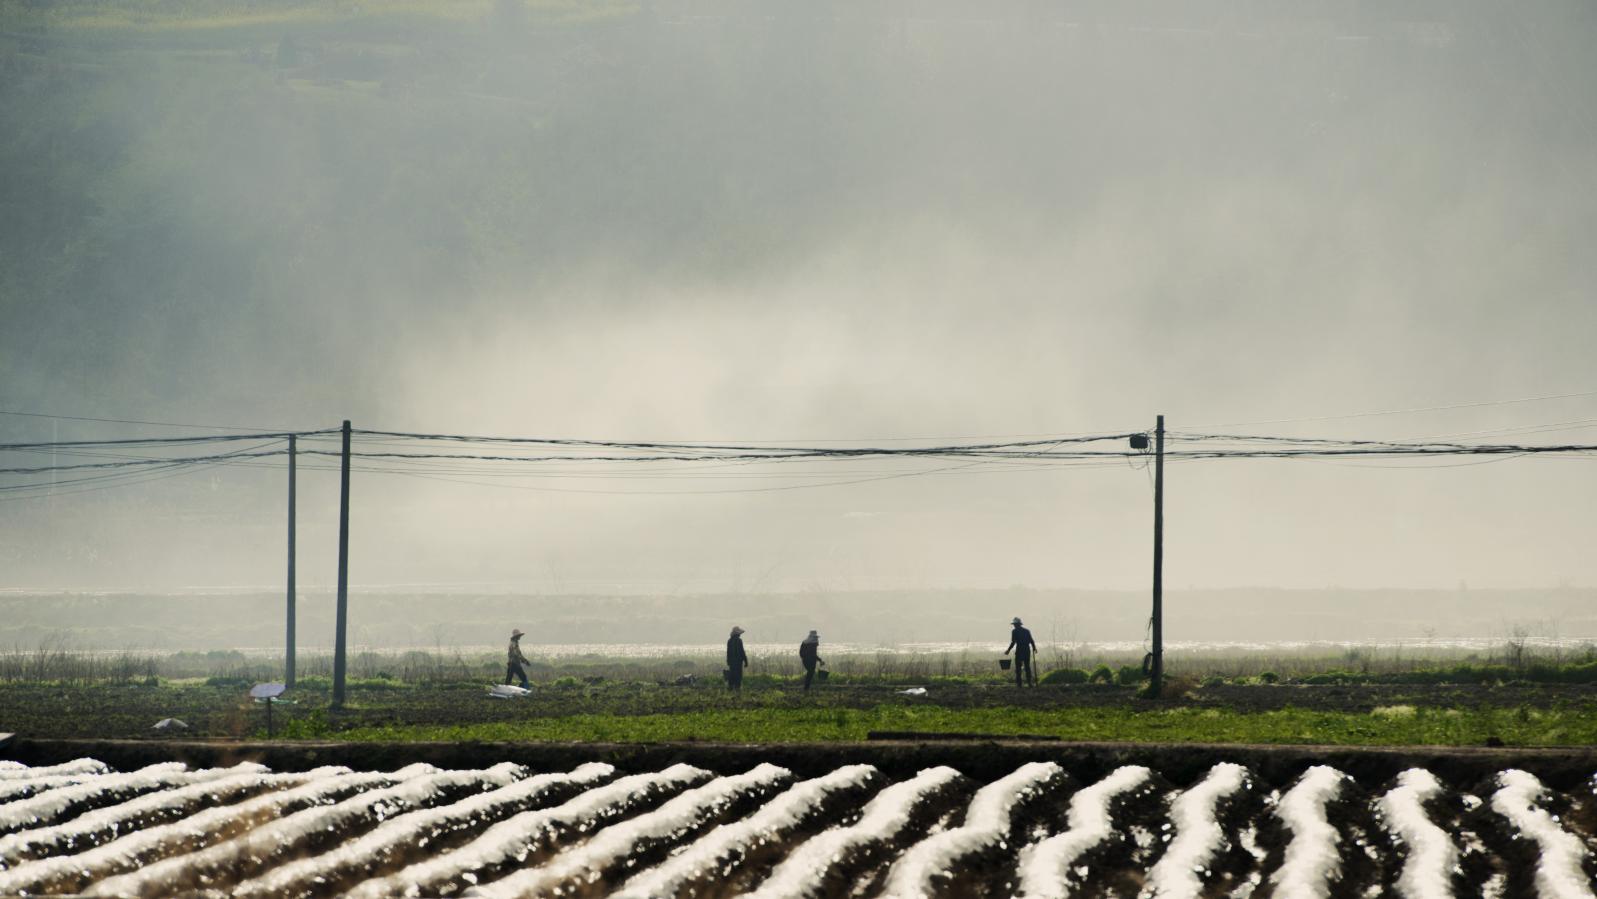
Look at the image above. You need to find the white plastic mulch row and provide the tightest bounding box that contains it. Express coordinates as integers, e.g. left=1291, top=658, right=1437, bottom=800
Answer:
left=1378, top=768, right=1459, bottom=899
left=463, top=763, right=792, bottom=898
left=613, top=763, right=879, bottom=899
left=1016, top=764, right=1153, bottom=899
left=0, top=762, right=222, bottom=835
left=746, top=765, right=963, bottom=899
left=6, top=758, right=1597, bottom=898
left=1491, top=769, right=1597, bottom=899
left=84, top=762, right=509, bottom=897
left=1269, top=765, right=1350, bottom=899
left=230, top=761, right=616, bottom=899
left=881, top=761, right=1064, bottom=899
left=0, top=762, right=275, bottom=866
left=345, top=762, right=712, bottom=899
left=1141, top=762, right=1251, bottom=899
left=0, top=758, right=110, bottom=781
left=0, top=770, right=118, bottom=804
left=0, top=766, right=371, bottom=896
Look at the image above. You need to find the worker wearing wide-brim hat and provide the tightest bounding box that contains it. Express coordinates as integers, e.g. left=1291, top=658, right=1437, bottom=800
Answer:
left=726, top=626, right=749, bottom=691
left=506, top=628, right=531, bottom=689
left=799, top=630, right=825, bottom=691
left=1005, top=617, right=1038, bottom=687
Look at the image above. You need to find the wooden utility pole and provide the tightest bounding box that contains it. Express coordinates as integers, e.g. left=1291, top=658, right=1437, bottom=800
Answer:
left=1150, top=414, right=1165, bottom=697
left=285, top=434, right=296, bottom=687
left=333, top=420, right=351, bottom=707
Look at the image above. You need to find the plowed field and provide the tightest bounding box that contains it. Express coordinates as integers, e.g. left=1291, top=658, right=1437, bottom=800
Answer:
left=2, top=754, right=1594, bottom=897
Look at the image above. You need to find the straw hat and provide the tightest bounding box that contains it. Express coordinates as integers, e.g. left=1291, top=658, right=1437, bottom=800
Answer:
left=1011, top=617, right=1023, bottom=626
left=511, top=629, right=525, bottom=639
left=731, top=626, right=745, bottom=636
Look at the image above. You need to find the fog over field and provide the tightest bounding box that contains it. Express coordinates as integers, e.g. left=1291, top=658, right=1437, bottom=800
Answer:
left=2, top=588, right=1594, bottom=652
left=2, top=1, right=1595, bottom=634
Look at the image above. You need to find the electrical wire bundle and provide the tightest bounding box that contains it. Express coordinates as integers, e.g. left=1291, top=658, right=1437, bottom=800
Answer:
left=2, top=395, right=1596, bottom=500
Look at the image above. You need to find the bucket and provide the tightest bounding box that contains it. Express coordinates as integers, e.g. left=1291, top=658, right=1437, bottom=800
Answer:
left=816, top=669, right=830, bottom=683
left=998, top=658, right=1012, bottom=671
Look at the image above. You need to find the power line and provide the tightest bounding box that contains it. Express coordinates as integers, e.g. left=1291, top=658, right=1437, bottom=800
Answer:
left=2, top=419, right=1595, bottom=504
left=380, top=456, right=1020, bottom=496
left=0, top=409, right=304, bottom=432
left=0, top=456, right=244, bottom=503
left=1290, top=452, right=1537, bottom=471
left=0, top=440, right=290, bottom=501
left=11, top=433, right=1587, bottom=476
left=1413, top=418, right=1597, bottom=443
left=0, top=430, right=331, bottom=452
left=0, top=447, right=288, bottom=477
left=1186, top=389, right=1597, bottom=429
left=294, top=442, right=1597, bottom=466
left=356, top=424, right=1151, bottom=445
left=348, top=428, right=1137, bottom=455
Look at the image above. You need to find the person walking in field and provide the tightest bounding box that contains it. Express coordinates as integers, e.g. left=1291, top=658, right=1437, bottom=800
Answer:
left=1005, top=617, right=1038, bottom=687
left=799, top=630, right=825, bottom=691
left=506, top=628, right=531, bottom=689
left=726, top=626, right=749, bottom=691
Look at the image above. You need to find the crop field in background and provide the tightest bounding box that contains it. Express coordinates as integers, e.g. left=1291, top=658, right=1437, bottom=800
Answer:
left=2, top=678, right=1596, bottom=747
left=3, top=639, right=1595, bottom=687
left=0, top=642, right=1594, bottom=746
left=1, top=755, right=1595, bottom=897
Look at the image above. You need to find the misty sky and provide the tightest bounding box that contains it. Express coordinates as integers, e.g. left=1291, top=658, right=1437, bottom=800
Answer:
left=2, top=1, right=1595, bottom=595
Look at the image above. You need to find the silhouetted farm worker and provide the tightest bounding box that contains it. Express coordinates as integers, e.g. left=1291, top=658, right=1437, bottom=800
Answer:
left=799, top=630, right=825, bottom=691
left=726, top=626, right=749, bottom=691
left=1005, top=617, right=1038, bottom=687
left=506, top=628, right=531, bottom=688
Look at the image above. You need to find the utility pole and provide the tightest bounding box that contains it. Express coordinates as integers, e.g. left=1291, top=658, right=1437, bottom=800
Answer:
left=1150, top=414, right=1165, bottom=698
left=333, top=420, right=351, bottom=708
left=285, top=434, right=297, bottom=687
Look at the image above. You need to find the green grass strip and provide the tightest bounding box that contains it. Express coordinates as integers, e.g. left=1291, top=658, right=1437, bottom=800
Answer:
left=323, top=704, right=1597, bottom=747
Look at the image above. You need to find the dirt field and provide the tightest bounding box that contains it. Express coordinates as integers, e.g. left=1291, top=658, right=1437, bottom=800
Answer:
left=1, top=745, right=1594, bottom=897
left=5, top=681, right=1596, bottom=895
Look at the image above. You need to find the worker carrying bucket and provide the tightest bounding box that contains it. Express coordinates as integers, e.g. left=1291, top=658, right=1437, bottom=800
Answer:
left=1004, top=617, right=1038, bottom=687
left=506, top=629, right=531, bottom=689
left=799, top=630, right=826, bottom=691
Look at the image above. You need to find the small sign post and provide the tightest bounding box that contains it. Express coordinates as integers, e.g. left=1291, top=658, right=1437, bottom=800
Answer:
left=250, top=682, right=287, bottom=738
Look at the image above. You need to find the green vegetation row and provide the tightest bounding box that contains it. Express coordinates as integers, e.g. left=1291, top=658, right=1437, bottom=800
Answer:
left=1267, top=661, right=1597, bottom=686
left=10, top=651, right=1596, bottom=689
left=200, top=658, right=1597, bottom=692
left=300, top=703, right=1597, bottom=748
left=1038, top=660, right=1597, bottom=688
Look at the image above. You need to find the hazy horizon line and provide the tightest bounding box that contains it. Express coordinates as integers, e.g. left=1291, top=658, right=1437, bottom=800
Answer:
left=2, top=583, right=1591, bottom=596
